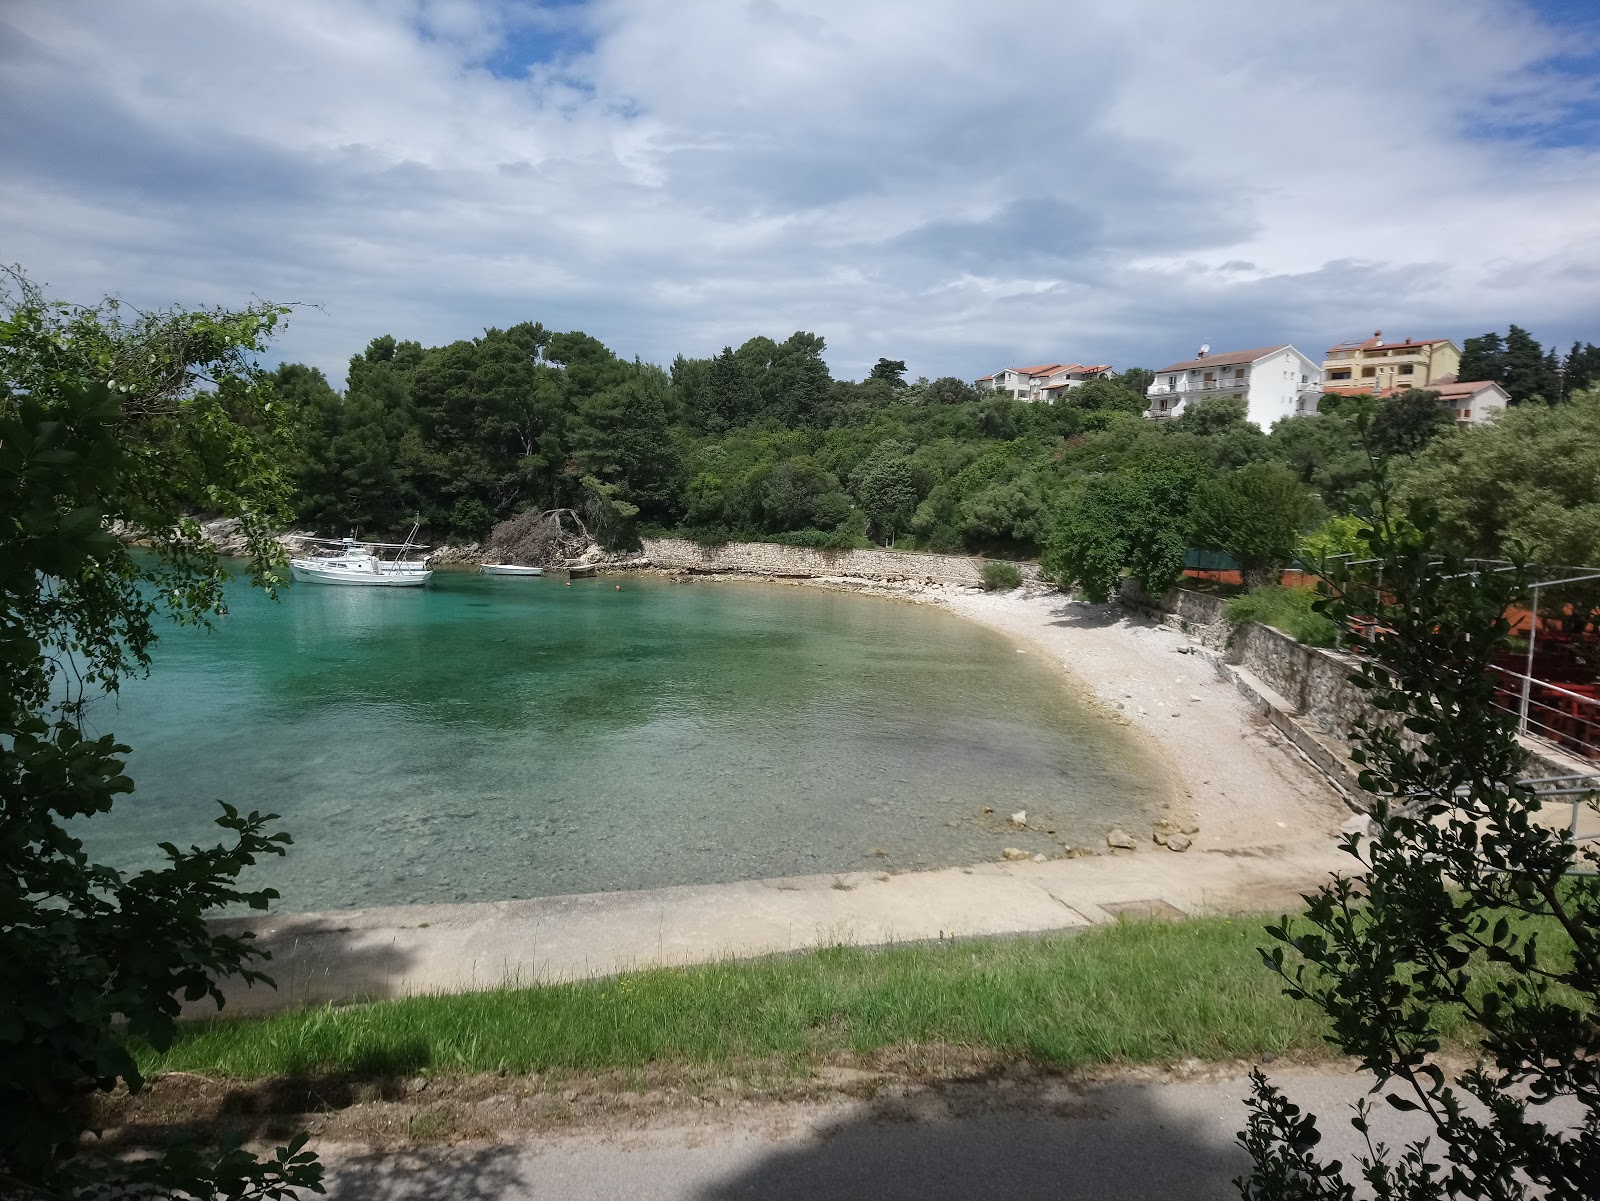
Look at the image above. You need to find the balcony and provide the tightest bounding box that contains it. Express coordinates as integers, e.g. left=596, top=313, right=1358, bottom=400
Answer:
left=1147, top=378, right=1248, bottom=398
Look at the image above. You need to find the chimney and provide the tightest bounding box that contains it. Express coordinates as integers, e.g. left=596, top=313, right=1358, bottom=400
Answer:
left=1373, top=329, right=1383, bottom=346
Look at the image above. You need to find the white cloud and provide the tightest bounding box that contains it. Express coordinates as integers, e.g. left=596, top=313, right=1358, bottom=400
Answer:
left=1, top=0, right=1596, bottom=384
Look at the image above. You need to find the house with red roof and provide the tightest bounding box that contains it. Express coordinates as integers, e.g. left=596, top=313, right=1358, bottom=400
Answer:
left=974, top=362, right=1113, bottom=402
left=1145, top=344, right=1321, bottom=429
left=1321, top=331, right=1461, bottom=392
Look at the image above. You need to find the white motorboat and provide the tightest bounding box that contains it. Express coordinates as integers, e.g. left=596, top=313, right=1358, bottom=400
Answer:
left=290, top=525, right=433, bottom=587
left=481, top=563, right=545, bottom=576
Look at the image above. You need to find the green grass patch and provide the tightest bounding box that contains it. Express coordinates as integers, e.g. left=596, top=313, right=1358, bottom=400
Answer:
left=142, top=917, right=1344, bottom=1081
left=1227, top=584, right=1337, bottom=647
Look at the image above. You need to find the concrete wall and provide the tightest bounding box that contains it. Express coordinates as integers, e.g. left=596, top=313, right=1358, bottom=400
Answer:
left=642, top=537, right=1041, bottom=587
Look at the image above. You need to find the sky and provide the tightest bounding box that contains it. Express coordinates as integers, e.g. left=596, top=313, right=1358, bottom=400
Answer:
left=2, top=0, right=1598, bottom=386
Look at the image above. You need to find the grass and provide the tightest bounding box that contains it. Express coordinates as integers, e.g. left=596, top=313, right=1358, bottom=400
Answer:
left=1227, top=584, right=1338, bottom=647
left=141, top=917, right=1349, bottom=1081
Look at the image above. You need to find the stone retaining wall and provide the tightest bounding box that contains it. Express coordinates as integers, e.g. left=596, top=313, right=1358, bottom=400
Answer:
left=641, top=537, right=1042, bottom=587
left=1125, top=584, right=1585, bottom=797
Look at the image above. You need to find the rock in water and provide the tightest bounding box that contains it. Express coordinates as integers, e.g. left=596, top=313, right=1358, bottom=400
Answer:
left=1009, top=810, right=1027, bottom=828
left=1002, top=847, right=1030, bottom=862
left=1165, top=834, right=1192, bottom=852
left=1106, top=828, right=1137, bottom=851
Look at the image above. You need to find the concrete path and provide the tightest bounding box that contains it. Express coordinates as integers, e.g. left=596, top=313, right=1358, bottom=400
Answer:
left=214, top=839, right=1351, bottom=1013
left=315, top=1067, right=1486, bottom=1201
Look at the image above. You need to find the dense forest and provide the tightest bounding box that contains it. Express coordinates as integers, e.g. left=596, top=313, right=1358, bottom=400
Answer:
left=275, top=321, right=1600, bottom=588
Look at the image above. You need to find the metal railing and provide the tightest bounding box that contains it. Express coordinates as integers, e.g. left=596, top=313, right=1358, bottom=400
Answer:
left=1490, top=668, right=1600, bottom=763
left=1147, top=379, right=1248, bottom=396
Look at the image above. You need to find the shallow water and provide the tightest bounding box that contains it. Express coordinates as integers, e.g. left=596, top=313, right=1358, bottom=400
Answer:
left=77, top=571, right=1169, bottom=913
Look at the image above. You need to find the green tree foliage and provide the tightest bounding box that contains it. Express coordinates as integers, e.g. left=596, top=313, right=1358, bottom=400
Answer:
left=853, top=443, right=918, bottom=544
left=274, top=316, right=1542, bottom=569
left=1189, top=461, right=1320, bottom=589
left=1459, top=325, right=1561, bottom=405
left=921, top=376, right=979, bottom=405
left=1238, top=493, right=1600, bottom=1199
left=1269, top=412, right=1371, bottom=514
left=1366, top=388, right=1454, bottom=459
left=1065, top=376, right=1145, bottom=415
left=1041, top=463, right=1199, bottom=602
left=1397, top=388, right=1600, bottom=564
left=868, top=357, right=907, bottom=387
left=1561, top=341, right=1600, bottom=396
left=0, top=272, right=322, bottom=1198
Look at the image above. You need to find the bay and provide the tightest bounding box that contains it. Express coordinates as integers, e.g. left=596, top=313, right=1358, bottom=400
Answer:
left=77, top=570, right=1170, bottom=912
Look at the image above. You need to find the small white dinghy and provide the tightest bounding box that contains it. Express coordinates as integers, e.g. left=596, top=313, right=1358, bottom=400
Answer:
left=481, top=564, right=545, bottom=577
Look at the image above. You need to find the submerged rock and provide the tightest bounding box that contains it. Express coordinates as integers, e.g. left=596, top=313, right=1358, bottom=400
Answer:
left=1165, top=834, right=1192, bottom=852
left=1009, top=810, right=1027, bottom=828
left=1001, top=847, right=1030, bottom=862
left=1106, top=828, right=1137, bottom=851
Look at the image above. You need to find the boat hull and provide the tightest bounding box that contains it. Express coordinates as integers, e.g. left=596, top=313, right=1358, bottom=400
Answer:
left=290, top=562, right=432, bottom=587
left=481, top=564, right=545, bottom=576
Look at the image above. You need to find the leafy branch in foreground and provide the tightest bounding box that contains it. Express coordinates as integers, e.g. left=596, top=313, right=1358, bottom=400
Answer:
left=0, top=271, right=322, bottom=1199
left=1236, top=459, right=1600, bottom=1198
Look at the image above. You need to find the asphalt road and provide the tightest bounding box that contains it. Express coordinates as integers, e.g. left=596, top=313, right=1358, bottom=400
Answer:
left=318, top=1068, right=1476, bottom=1201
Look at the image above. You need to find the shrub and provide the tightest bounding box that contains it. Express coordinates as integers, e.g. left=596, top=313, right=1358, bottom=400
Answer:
left=982, top=561, right=1023, bottom=591
left=1225, top=583, right=1336, bottom=647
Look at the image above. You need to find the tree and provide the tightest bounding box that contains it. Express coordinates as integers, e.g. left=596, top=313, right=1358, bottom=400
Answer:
left=1367, top=388, right=1454, bottom=459
left=1459, top=327, right=1557, bottom=405
left=706, top=346, right=749, bottom=429
left=1268, top=412, right=1372, bottom=514
left=1396, top=387, right=1600, bottom=564
left=1040, top=463, right=1199, bottom=602
left=1502, top=324, right=1553, bottom=405
left=1562, top=341, right=1600, bottom=396
left=922, top=376, right=979, bottom=405
left=1457, top=331, right=1505, bottom=388
left=1117, top=367, right=1155, bottom=396
left=856, top=452, right=918, bottom=545
left=1189, top=461, right=1319, bottom=590
left=1067, top=377, right=1146, bottom=415
left=0, top=271, right=322, bottom=1198
left=1237, top=485, right=1600, bottom=1199
left=868, top=357, right=907, bottom=388
left=567, top=363, right=681, bottom=533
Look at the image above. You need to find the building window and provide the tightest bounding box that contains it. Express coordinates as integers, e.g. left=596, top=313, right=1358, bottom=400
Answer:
left=1400, top=364, right=1415, bottom=375
left=1329, top=370, right=1351, bottom=380
left=1362, top=367, right=1377, bottom=378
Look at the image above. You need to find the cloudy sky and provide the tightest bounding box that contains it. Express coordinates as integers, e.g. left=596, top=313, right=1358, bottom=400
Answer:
left=2, top=0, right=1598, bottom=384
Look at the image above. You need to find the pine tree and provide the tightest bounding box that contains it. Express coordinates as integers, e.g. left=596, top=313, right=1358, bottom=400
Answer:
left=1456, top=331, right=1504, bottom=386
left=1501, top=324, right=1551, bottom=404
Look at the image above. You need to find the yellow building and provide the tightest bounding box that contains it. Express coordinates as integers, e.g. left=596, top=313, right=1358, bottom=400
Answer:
left=1321, top=331, right=1461, bottom=392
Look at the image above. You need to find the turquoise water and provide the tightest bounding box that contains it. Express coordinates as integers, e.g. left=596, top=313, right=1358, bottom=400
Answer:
left=77, top=571, right=1169, bottom=913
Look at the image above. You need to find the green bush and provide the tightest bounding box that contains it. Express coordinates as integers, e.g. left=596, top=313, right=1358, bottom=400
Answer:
left=1226, top=584, right=1337, bottom=647
left=982, top=561, right=1023, bottom=591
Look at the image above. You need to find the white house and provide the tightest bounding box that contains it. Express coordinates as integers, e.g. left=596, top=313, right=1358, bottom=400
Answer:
left=1145, top=345, right=1322, bottom=429
left=1428, top=379, right=1509, bottom=425
left=975, top=362, right=1113, bottom=402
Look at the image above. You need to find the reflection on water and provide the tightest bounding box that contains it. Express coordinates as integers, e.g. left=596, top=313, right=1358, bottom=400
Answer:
left=78, top=572, right=1170, bottom=913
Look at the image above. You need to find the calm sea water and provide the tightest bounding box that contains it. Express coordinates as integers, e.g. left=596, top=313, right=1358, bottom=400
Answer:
left=76, top=570, right=1169, bottom=913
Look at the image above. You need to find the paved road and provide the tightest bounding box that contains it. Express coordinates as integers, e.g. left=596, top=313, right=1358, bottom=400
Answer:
left=318, top=1068, right=1465, bottom=1201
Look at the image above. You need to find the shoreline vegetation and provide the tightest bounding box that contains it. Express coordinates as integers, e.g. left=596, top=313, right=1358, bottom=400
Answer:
left=138, top=918, right=1369, bottom=1083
